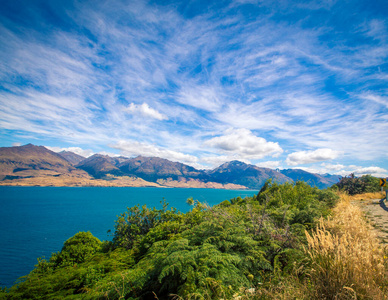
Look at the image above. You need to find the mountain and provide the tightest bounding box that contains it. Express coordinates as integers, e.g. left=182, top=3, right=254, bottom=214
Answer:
left=58, top=151, right=85, bottom=165
left=0, top=144, right=74, bottom=178
left=322, top=173, right=342, bottom=183
left=280, top=169, right=339, bottom=189
left=0, top=144, right=341, bottom=189
left=0, top=145, right=160, bottom=187
left=118, top=156, right=207, bottom=182
left=76, top=154, right=124, bottom=178
left=208, top=160, right=291, bottom=189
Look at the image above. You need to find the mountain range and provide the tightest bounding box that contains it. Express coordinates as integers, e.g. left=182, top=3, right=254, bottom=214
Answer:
left=0, top=144, right=341, bottom=189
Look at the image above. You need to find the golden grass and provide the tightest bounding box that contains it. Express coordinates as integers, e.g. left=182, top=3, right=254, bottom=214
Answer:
left=305, top=193, right=388, bottom=299
left=347, top=191, right=386, bottom=202
left=249, top=192, right=388, bottom=300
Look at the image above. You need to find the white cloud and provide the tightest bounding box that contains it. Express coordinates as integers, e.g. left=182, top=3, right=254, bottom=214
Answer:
left=286, top=148, right=341, bottom=166
left=294, top=164, right=388, bottom=178
left=352, top=166, right=388, bottom=178
left=47, top=146, right=95, bottom=158
left=199, top=155, right=251, bottom=169
left=124, top=103, right=168, bottom=120
left=256, top=161, right=281, bottom=169
left=110, top=140, right=198, bottom=165
left=12, top=142, right=22, bottom=147
left=204, top=128, right=283, bottom=159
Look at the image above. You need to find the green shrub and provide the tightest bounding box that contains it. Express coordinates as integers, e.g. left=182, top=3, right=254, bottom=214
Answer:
left=336, top=174, right=381, bottom=195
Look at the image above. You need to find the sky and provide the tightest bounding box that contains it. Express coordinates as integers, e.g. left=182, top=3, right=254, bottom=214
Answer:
left=0, top=0, right=387, bottom=177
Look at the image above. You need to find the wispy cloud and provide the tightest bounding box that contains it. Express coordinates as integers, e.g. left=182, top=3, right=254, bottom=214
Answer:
left=125, top=103, right=168, bottom=120
left=0, top=0, right=387, bottom=174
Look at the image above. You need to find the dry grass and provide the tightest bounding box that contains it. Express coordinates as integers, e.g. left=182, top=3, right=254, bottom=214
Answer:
left=347, top=191, right=385, bottom=202
left=248, top=192, right=388, bottom=300
left=305, top=193, right=388, bottom=299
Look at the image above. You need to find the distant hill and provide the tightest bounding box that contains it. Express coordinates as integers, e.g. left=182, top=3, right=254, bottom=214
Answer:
left=0, top=144, right=74, bottom=177
left=0, top=144, right=341, bottom=189
left=280, top=169, right=339, bottom=189
left=118, top=156, right=207, bottom=182
left=76, top=154, right=124, bottom=178
left=0, top=144, right=92, bottom=183
left=208, top=161, right=291, bottom=189
left=58, top=151, right=85, bottom=165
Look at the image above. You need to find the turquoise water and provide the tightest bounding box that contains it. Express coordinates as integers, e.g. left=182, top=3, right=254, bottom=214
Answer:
left=0, top=186, right=258, bottom=288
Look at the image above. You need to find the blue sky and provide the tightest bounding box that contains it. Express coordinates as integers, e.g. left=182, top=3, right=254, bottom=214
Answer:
left=0, top=0, right=387, bottom=176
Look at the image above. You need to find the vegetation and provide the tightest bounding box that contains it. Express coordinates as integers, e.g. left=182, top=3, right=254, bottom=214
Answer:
left=2, top=180, right=388, bottom=299
left=336, top=173, right=381, bottom=195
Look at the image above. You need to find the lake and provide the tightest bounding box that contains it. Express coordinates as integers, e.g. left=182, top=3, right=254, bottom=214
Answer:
left=0, top=186, right=258, bottom=288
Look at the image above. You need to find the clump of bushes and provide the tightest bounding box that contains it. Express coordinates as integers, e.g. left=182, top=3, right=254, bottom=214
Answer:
left=336, top=174, right=381, bottom=195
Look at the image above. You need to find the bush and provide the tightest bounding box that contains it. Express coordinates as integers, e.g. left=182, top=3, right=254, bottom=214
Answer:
left=336, top=174, right=381, bottom=195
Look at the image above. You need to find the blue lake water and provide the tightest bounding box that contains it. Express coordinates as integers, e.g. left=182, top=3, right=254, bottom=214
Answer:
left=0, top=186, right=258, bottom=288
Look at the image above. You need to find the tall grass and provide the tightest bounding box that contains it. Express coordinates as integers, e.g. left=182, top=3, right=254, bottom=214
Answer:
left=250, top=192, right=388, bottom=300
left=305, top=192, right=388, bottom=299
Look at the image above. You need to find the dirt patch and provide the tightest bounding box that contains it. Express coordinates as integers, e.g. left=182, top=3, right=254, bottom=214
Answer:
left=352, top=197, right=388, bottom=244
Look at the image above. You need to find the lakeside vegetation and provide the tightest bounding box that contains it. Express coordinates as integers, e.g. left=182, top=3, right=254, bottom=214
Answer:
left=1, top=177, right=387, bottom=299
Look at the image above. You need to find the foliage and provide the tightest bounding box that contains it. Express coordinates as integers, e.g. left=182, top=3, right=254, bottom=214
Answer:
left=113, top=199, right=182, bottom=250
left=1, top=181, right=342, bottom=299
left=336, top=173, right=381, bottom=195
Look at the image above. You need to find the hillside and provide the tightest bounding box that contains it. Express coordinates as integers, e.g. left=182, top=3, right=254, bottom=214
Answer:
left=119, top=156, right=207, bottom=182
left=58, top=151, right=85, bottom=165
left=208, top=160, right=291, bottom=189
left=76, top=154, right=123, bottom=178
left=0, top=144, right=86, bottom=180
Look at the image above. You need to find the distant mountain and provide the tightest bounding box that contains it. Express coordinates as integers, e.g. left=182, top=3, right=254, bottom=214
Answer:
left=280, top=169, right=339, bottom=189
left=119, top=156, right=207, bottom=182
left=322, top=173, right=342, bottom=182
left=58, top=151, right=85, bottom=165
left=0, top=144, right=341, bottom=189
left=0, top=144, right=74, bottom=177
left=0, top=143, right=93, bottom=184
left=208, top=160, right=290, bottom=189
left=76, top=154, right=124, bottom=178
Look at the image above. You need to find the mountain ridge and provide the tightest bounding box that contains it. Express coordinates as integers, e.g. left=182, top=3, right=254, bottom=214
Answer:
left=0, top=144, right=341, bottom=189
